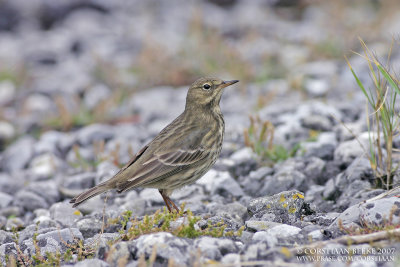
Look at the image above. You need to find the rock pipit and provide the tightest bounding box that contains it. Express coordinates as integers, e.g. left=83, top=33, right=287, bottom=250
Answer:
left=70, top=77, right=239, bottom=212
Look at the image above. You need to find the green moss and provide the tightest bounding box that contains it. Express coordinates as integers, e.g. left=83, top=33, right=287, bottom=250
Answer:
left=109, top=205, right=244, bottom=241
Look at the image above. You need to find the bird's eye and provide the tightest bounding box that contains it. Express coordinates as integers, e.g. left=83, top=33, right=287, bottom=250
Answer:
left=203, top=83, right=211, bottom=90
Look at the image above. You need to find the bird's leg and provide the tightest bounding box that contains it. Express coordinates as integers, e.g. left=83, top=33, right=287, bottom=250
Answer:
left=159, top=189, right=172, bottom=212
left=159, top=189, right=180, bottom=213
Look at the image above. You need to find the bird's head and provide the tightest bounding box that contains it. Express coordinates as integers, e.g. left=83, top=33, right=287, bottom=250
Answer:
left=185, top=77, right=239, bottom=110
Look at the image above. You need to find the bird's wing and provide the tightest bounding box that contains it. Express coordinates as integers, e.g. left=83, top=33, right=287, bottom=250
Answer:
left=115, top=125, right=211, bottom=192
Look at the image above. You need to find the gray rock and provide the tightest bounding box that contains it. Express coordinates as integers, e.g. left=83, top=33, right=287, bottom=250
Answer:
left=240, top=166, right=273, bottom=196
left=0, top=80, right=15, bottom=105
left=302, top=157, right=326, bottom=184
left=63, top=172, right=96, bottom=190
left=359, top=197, right=400, bottom=226
left=248, top=190, right=311, bottom=224
left=1, top=136, right=35, bottom=172
left=265, top=223, right=301, bottom=239
left=106, top=241, right=131, bottom=266
left=304, top=77, right=329, bottom=97
left=221, top=253, right=241, bottom=265
left=49, top=202, right=83, bottom=226
left=76, top=217, right=103, bottom=238
left=302, top=132, right=337, bottom=160
left=301, top=114, right=333, bottom=131
left=74, top=259, right=110, bottom=267
left=334, top=134, right=369, bottom=167
left=252, top=231, right=278, bottom=247
left=28, top=153, right=63, bottom=178
left=194, top=236, right=238, bottom=260
left=245, top=220, right=281, bottom=232
left=14, top=190, right=48, bottom=211
left=84, top=84, right=111, bottom=110
left=5, top=217, right=24, bottom=231
left=0, top=230, right=13, bottom=244
left=198, top=170, right=244, bottom=198
left=0, top=242, right=17, bottom=264
left=0, top=173, right=24, bottom=194
left=260, top=169, right=307, bottom=196
left=133, top=232, right=191, bottom=266
left=0, top=121, right=15, bottom=141
left=77, top=124, right=115, bottom=146
left=37, top=228, right=83, bottom=244
left=0, top=192, right=13, bottom=209
left=26, top=180, right=60, bottom=204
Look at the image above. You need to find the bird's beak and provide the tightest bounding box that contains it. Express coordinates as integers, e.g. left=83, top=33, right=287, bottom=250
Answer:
left=220, top=80, right=239, bottom=89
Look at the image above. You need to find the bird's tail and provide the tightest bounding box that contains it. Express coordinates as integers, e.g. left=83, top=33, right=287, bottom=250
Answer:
left=70, top=182, right=110, bottom=208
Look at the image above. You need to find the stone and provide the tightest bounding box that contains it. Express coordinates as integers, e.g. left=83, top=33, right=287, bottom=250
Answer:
left=252, top=231, right=278, bottom=247
left=106, top=241, right=131, bottom=266
left=334, top=136, right=369, bottom=167
left=260, top=170, right=307, bottom=196
left=84, top=84, right=111, bottom=110
left=14, top=190, right=48, bottom=211
left=29, top=153, right=62, bottom=178
left=194, top=236, right=238, bottom=260
left=0, top=192, right=13, bottom=209
left=0, top=80, right=15, bottom=105
left=133, top=232, right=191, bottom=266
left=0, top=230, right=13, bottom=244
left=76, top=217, right=103, bottom=238
left=304, top=77, right=329, bottom=97
left=265, top=224, right=301, bottom=239
left=1, top=136, right=35, bottom=172
left=248, top=190, right=311, bottom=224
left=26, top=180, right=60, bottom=204
left=302, top=157, right=326, bottom=184
left=0, top=121, right=15, bottom=141
left=197, top=170, right=244, bottom=197
left=245, top=220, right=281, bottom=232
left=359, top=197, right=400, bottom=226
left=5, top=217, right=24, bottom=231
left=77, top=124, right=115, bottom=146
left=63, top=172, right=96, bottom=190
left=74, top=259, right=110, bottom=267
left=49, top=202, right=83, bottom=226
left=0, top=173, right=24, bottom=194
left=221, top=253, right=241, bottom=265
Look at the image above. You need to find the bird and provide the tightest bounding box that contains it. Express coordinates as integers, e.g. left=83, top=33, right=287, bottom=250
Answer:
left=70, top=77, right=239, bottom=212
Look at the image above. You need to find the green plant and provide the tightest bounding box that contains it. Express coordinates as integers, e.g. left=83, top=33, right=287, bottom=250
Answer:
left=244, top=115, right=299, bottom=164
left=108, top=205, right=244, bottom=241
left=346, top=38, right=400, bottom=189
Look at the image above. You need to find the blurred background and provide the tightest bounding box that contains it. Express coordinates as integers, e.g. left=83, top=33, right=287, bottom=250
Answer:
left=0, top=0, right=399, bottom=147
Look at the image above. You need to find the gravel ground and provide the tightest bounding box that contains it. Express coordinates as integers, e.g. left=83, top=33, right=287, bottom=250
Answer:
left=1, top=0, right=400, bottom=266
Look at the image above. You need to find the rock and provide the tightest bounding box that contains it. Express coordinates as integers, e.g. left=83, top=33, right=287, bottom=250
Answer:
left=74, top=259, right=110, bottom=267
left=49, top=202, right=83, bottom=226
left=0, top=230, right=13, bottom=244
left=330, top=197, right=400, bottom=235
left=76, top=217, right=103, bottom=238
left=84, top=84, right=111, bottom=110
left=239, top=166, right=273, bottom=196
left=106, top=241, right=131, bottom=266
left=0, top=80, right=15, bottom=105
left=302, top=132, right=337, bottom=160
left=213, top=202, right=248, bottom=223
left=248, top=190, right=311, bottom=224
left=77, top=124, right=115, bottom=146
left=0, top=173, right=24, bottom=194
left=26, top=180, right=60, bottom=204
left=62, top=172, right=96, bottom=190
left=197, top=170, right=244, bottom=198
left=0, top=192, right=13, bottom=209
left=29, top=153, right=62, bottom=178
left=302, top=157, right=325, bottom=184
left=1, top=136, right=35, bottom=172
left=24, top=94, right=55, bottom=114
left=304, top=77, right=329, bottom=97
left=194, top=236, right=238, bottom=260
left=133, top=232, right=191, bottom=266
left=334, top=135, right=369, bottom=167
left=0, top=121, right=15, bottom=141
left=221, top=253, right=241, bottom=265
left=5, top=217, right=24, bottom=231
left=252, top=231, right=278, bottom=247
left=260, top=169, right=307, bottom=196
left=245, top=220, right=281, bottom=232
left=14, top=190, right=48, bottom=211
left=139, top=188, right=164, bottom=205
left=265, top=223, right=301, bottom=239
left=301, top=114, right=333, bottom=131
